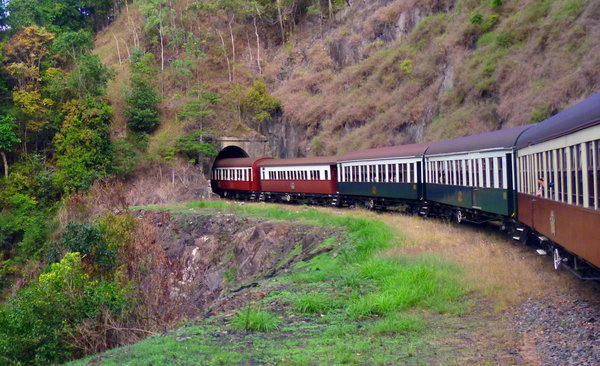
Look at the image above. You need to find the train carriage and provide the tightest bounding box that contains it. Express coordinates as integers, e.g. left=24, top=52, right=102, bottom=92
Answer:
left=336, top=144, right=430, bottom=209
left=423, top=125, right=532, bottom=221
left=515, top=93, right=600, bottom=273
left=211, top=157, right=271, bottom=200
left=258, top=157, right=338, bottom=204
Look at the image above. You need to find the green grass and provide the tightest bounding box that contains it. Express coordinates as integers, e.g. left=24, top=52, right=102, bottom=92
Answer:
left=71, top=201, right=468, bottom=365
left=293, top=292, right=343, bottom=314
left=232, top=306, right=281, bottom=332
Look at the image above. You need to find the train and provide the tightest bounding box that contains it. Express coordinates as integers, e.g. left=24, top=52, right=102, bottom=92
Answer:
left=211, top=93, right=600, bottom=280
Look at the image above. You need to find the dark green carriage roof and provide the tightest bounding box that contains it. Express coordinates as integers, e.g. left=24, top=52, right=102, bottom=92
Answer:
left=337, top=143, right=430, bottom=162
left=425, top=125, right=533, bottom=156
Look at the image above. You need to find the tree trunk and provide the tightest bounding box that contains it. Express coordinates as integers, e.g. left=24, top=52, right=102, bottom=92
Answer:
left=113, top=34, right=122, bottom=65
left=254, top=16, right=262, bottom=74
left=228, top=14, right=236, bottom=83
left=328, top=0, right=333, bottom=18
left=216, top=28, right=232, bottom=83
left=276, top=0, right=285, bottom=42
left=1, top=151, right=8, bottom=178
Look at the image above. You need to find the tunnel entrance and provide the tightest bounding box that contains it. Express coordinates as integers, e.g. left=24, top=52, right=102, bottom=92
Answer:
left=211, top=146, right=250, bottom=172
left=215, top=145, right=249, bottom=161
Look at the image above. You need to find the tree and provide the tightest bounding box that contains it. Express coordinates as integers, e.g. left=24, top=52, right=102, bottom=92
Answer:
left=3, top=26, right=56, bottom=153
left=125, top=50, right=160, bottom=133
left=7, top=0, right=116, bottom=32
left=3, top=26, right=55, bottom=91
left=68, top=54, right=115, bottom=97
left=53, top=98, right=114, bottom=193
left=0, top=117, right=21, bottom=178
left=178, top=85, right=220, bottom=131
left=51, top=29, right=94, bottom=62
left=241, top=80, right=282, bottom=125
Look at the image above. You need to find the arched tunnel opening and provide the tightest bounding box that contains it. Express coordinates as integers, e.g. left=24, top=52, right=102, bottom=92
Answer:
left=211, top=145, right=250, bottom=170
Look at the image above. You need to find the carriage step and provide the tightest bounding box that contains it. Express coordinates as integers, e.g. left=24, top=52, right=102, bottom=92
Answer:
left=536, top=249, right=547, bottom=255
left=516, top=227, right=525, bottom=232
left=512, top=236, right=521, bottom=241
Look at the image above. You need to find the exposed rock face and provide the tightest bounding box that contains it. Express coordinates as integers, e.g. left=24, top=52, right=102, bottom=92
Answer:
left=138, top=211, right=338, bottom=317
left=260, top=113, right=307, bottom=158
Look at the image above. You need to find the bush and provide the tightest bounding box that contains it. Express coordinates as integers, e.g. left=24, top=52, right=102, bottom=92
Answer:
left=241, top=80, right=282, bottom=124
left=174, top=131, right=218, bottom=163
left=125, top=76, right=160, bottom=133
left=53, top=98, right=114, bottom=193
left=0, top=253, right=128, bottom=365
left=60, top=222, right=118, bottom=273
left=111, top=139, right=139, bottom=179
left=126, top=50, right=160, bottom=133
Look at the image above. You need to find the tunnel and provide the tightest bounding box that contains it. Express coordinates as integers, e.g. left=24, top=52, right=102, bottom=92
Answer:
left=211, top=145, right=250, bottom=171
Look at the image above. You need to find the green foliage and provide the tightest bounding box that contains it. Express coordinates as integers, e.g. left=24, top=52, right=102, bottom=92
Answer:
left=6, top=0, right=115, bottom=32
left=126, top=52, right=161, bottom=133
left=53, top=98, right=114, bottom=193
left=0, top=253, right=128, bottom=365
left=0, top=193, right=50, bottom=259
left=111, top=139, right=140, bottom=179
left=496, top=31, right=515, bottom=47
left=52, top=29, right=94, bottom=61
left=69, top=54, right=115, bottom=97
left=0, top=154, right=60, bottom=208
left=60, top=222, right=119, bottom=273
left=490, top=0, right=503, bottom=9
left=0, top=116, right=20, bottom=152
left=530, top=104, right=552, bottom=123
left=400, top=59, right=413, bottom=75
left=241, top=80, right=281, bottom=124
left=178, top=86, right=220, bottom=128
left=174, top=131, right=218, bottom=163
left=232, top=306, right=281, bottom=332
left=469, top=12, right=484, bottom=24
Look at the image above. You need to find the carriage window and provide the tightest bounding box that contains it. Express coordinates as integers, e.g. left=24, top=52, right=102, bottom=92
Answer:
left=324, top=170, right=329, bottom=180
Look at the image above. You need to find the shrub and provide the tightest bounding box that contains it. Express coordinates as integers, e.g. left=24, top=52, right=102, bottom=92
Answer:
left=232, top=306, right=281, bottom=332
left=470, top=12, right=484, bottom=24
left=0, top=253, right=128, bottom=365
left=174, top=131, right=218, bottom=164
left=111, top=139, right=139, bottom=179
left=126, top=50, right=160, bottom=133
left=60, top=222, right=118, bottom=273
left=241, top=80, right=282, bottom=124
left=53, top=98, right=114, bottom=193
left=125, top=76, right=160, bottom=133
left=490, top=0, right=503, bottom=9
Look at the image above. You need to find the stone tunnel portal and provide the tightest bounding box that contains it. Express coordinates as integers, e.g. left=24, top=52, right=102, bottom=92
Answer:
left=211, top=146, right=250, bottom=172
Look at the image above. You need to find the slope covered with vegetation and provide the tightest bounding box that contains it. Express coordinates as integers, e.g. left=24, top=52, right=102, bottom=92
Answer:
left=0, top=0, right=598, bottom=364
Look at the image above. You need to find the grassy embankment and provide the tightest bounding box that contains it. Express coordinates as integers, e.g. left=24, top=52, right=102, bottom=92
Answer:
left=71, top=201, right=467, bottom=365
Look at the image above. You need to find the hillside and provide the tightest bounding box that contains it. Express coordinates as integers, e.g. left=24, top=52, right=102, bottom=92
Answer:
left=96, top=0, right=600, bottom=157
left=1, top=1, right=599, bottom=364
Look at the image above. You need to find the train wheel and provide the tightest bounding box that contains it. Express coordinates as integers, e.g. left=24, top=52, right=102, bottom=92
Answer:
left=454, top=210, right=463, bottom=224
left=553, top=248, right=562, bottom=270
left=366, top=199, right=375, bottom=210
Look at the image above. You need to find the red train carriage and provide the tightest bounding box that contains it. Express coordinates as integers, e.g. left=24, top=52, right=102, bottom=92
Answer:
left=211, top=157, right=271, bottom=200
left=515, top=93, right=600, bottom=277
left=258, top=156, right=338, bottom=204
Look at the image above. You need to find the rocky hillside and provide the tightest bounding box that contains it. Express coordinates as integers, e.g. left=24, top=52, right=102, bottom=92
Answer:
left=96, top=0, right=600, bottom=158
left=267, top=0, right=600, bottom=155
